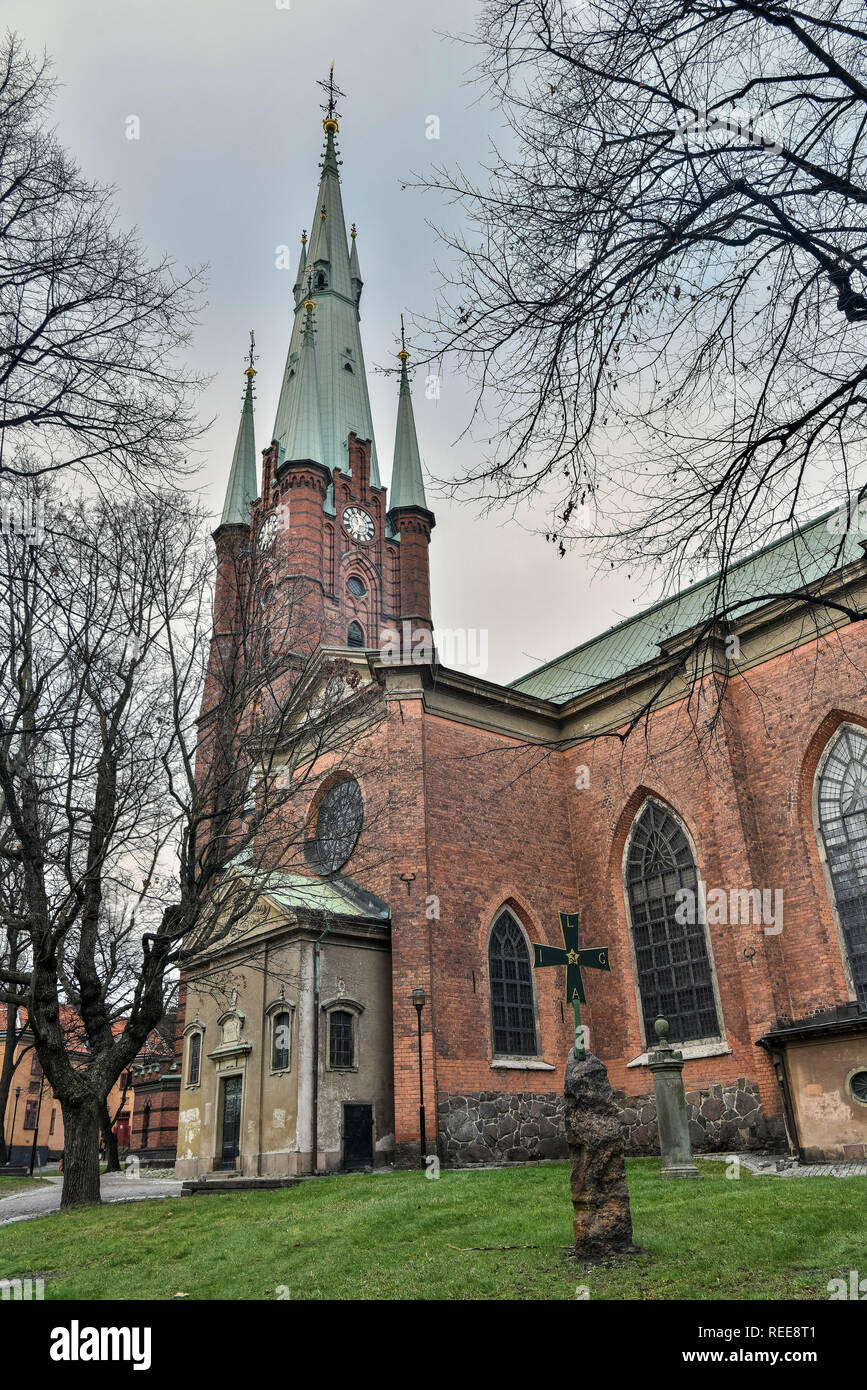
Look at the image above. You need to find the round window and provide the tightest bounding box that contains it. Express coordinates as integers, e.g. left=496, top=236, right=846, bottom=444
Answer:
left=848, top=1068, right=867, bottom=1106
left=311, top=779, right=363, bottom=875
left=347, top=575, right=367, bottom=598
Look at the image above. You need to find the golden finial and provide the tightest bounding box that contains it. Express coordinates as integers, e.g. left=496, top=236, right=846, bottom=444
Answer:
left=301, top=229, right=307, bottom=246
left=397, top=314, right=409, bottom=362
left=320, top=203, right=327, bottom=221
left=351, top=222, right=357, bottom=240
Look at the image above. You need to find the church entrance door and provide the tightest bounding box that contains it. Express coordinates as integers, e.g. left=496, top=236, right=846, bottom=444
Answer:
left=218, top=1075, right=242, bottom=1170
left=343, top=1103, right=373, bottom=1170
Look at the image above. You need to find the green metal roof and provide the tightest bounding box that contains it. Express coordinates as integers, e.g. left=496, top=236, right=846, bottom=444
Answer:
left=272, top=126, right=381, bottom=485
left=388, top=357, right=428, bottom=512
left=229, top=859, right=390, bottom=922
left=510, top=508, right=863, bottom=704
left=261, top=869, right=390, bottom=921
left=220, top=372, right=257, bottom=526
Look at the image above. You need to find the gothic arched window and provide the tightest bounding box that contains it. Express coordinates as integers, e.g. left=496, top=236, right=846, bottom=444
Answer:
left=347, top=620, right=364, bottom=648
left=626, top=801, right=720, bottom=1045
left=488, top=910, right=538, bottom=1056
left=816, top=725, right=867, bottom=1009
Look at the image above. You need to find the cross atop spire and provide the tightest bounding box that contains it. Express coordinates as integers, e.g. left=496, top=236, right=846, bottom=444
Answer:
left=318, top=63, right=346, bottom=132
left=245, top=328, right=257, bottom=378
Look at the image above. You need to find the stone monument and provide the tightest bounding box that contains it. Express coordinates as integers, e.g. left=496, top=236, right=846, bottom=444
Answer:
left=647, top=1015, right=702, bottom=1179
left=564, top=1050, right=638, bottom=1258
left=533, top=910, right=637, bottom=1259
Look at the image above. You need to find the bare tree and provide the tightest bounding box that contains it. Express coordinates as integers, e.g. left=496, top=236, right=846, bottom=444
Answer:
left=0, top=485, right=388, bottom=1206
left=0, top=31, right=205, bottom=488
left=415, top=0, right=867, bottom=609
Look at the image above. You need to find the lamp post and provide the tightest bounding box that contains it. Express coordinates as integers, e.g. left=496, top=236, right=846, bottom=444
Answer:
left=411, top=987, right=426, bottom=1167
left=7, top=1085, right=22, bottom=1166
left=28, top=1077, right=46, bottom=1177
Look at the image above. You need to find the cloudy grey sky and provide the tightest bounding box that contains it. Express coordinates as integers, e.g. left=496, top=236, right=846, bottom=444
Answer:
left=7, top=0, right=647, bottom=685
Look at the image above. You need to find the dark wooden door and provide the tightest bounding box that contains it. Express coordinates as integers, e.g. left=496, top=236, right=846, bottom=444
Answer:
left=219, top=1075, right=242, bottom=1170
left=343, top=1103, right=373, bottom=1170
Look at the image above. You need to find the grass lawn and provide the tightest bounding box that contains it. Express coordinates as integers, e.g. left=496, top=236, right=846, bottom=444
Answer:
left=1, top=1158, right=864, bottom=1300
left=0, top=1174, right=51, bottom=1197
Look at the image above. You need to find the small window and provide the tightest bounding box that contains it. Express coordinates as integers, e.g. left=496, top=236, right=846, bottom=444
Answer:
left=49, top=1108, right=56, bottom=1136
left=30, top=1053, right=42, bottom=1077
left=188, top=1032, right=202, bottom=1087
left=347, top=621, right=364, bottom=648
left=141, top=1103, right=151, bottom=1148
left=346, top=576, right=366, bottom=598
left=272, top=1011, right=291, bottom=1071
left=23, top=1100, right=38, bottom=1130
left=316, top=271, right=327, bottom=289
left=329, top=1010, right=354, bottom=1069
left=343, top=362, right=354, bottom=373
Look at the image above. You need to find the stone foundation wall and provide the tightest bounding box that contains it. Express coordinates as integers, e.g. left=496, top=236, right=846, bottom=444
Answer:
left=437, top=1078, right=785, bottom=1165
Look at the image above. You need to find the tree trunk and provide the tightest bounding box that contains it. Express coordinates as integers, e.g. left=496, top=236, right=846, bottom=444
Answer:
left=0, top=1001, right=19, bottom=1166
left=100, top=1100, right=120, bottom=1173
left=60, top=1099, right=102, bottom=1208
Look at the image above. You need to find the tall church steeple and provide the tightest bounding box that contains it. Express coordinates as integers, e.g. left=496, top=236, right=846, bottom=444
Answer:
left=272, top=71, right=380, bottom=485
left=220, top=333, right=258, bottom=527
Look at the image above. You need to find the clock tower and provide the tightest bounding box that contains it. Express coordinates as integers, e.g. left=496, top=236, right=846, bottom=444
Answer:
left=215, top=81, right=434, bottom=669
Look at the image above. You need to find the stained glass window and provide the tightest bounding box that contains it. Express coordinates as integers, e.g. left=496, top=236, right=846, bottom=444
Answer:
left=489, top=911, right=538, bottom=1056
left=626, top=801, right=720, bottom=1044
left=816, top=726, right=867, bottom=1009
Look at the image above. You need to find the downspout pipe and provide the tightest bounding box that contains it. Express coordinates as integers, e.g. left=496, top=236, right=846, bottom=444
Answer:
left=311, top=912, right=332, bottom=1174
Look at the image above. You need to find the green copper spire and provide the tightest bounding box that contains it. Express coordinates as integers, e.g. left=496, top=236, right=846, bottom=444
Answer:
left=388, top=322, right=428, bottom=512
left=220, top=333, right=258, bottom=526
left=272, top=74, right=380, bottom=485
left=281, top=294, right=324, bottom=464
left=293, top=229, right=308, bottom=305
left=349, top=223, right=362, bottom=304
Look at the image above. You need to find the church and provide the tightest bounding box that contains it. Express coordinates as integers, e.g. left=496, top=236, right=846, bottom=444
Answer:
left=170, top=86, right=867, bottom=1180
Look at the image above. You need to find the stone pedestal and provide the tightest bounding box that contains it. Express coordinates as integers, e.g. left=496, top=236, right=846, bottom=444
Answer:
left=647, top=1017, right=702, bottom=1179
left=564, top=1051, right=637, bottom=1258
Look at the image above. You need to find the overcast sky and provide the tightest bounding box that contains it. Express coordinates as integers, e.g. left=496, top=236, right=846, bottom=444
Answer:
left=7, top=0, right=649, bottom=685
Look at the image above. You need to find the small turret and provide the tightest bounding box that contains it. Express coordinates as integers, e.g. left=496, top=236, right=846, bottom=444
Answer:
left=349, top=223, right=362, bottom=307
left=220, top=333, right=258, bottom=527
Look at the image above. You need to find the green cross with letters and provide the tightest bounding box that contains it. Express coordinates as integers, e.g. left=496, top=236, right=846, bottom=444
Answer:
left=532, top=911, right=610, bottom=1061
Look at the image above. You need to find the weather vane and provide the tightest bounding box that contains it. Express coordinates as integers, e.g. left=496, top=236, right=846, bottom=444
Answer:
left=318, top=62, right=346, bottom=130
left=244, top=329, right=258, bottom=385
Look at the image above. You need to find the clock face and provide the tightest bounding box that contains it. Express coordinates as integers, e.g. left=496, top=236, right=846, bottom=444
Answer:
left=258, top=514, right=278, bottom=552
left=343, top=506, right=374, bottom=543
